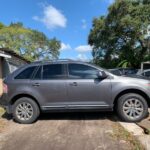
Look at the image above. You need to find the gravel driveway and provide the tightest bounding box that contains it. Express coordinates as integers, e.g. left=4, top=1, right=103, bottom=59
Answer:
left=0, top=112, right=140, bottom=150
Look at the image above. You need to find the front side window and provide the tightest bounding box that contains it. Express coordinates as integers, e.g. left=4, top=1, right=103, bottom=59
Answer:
left=42, top=64, right=64, bottom=79
left=15, top=66, right=36, bottom=79
left=68, top=64, right=98, bottom=79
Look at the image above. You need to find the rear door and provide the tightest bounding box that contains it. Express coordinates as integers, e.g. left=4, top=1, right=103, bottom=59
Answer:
left=31, top=63, right=67, bottom=108
left=66, top=63, right=112, bottom=108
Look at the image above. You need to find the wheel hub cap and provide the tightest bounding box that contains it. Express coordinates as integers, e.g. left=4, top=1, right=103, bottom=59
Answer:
left=123, top=98, right=144, bottom=120
left=16, top=102, right=33, bottom=121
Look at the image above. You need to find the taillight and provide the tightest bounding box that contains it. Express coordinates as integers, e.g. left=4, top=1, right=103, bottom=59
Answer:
left=3, top=83, right=8, bottom=93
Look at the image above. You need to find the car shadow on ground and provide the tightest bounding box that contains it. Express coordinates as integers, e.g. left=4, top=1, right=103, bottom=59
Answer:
left=1, top=112, right=12, bottom=120
left=1, top=111, right=120, bottom=123
left=40, top=111, right=118, bottom=121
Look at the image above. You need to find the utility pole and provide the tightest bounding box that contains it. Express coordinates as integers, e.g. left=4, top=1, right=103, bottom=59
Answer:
left=147, top=25, right=150, bottom=55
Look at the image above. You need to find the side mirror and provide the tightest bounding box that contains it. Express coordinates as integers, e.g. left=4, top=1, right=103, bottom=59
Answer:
left=97, top=71, right=107, bottom=79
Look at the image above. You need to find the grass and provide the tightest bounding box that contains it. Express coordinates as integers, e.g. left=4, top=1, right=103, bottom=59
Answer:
left=0, top=107, right=5, bottom=117
left=0, top=107, right=6, bottom=133
left=112, top=123, right=145, bottom=150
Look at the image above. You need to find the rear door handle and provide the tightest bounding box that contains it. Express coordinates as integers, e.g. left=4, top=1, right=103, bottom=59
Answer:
left=69, top=82, right=78, bottom=86
left=32, top=83, right=40, bottom=87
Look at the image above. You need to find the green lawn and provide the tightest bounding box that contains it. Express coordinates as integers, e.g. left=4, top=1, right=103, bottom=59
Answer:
left=0, top=107, right=5, bottom=117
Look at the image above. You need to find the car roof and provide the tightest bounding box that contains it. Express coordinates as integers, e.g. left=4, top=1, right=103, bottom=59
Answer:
left=26, top=59, right=110, bottom=73
left=29, top=59, right=90, bottom=66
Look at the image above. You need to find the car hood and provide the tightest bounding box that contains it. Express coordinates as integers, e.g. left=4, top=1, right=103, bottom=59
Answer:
left=123, top=74, right=150, bottom=80
left=113, top=74, right=150, bottom=84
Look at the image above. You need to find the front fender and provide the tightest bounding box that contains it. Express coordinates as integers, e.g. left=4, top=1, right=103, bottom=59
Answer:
left=111, top=77, right=150, bottom=105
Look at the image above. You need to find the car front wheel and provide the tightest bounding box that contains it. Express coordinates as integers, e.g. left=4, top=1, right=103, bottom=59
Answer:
left=13, top=97, right=40, bottom=124
left=117, top=93, right=148, bottom=122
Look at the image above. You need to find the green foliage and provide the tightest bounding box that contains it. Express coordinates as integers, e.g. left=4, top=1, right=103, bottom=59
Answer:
left=117, top=60, right=131, bottom=68
left=93, top=58, right=120, bottom=69
left=0, top=22, right=61, bottom=61
left=0, top=22, right=5, bottom=30
left=88, top=0, right=150, bottom=68
left=10, top=22, right=23, bottom=28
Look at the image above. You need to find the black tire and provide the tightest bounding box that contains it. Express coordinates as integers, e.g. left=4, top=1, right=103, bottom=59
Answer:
left=117, top=93, right=148, bottom=122
left=13, top=97, right=40, bottom=124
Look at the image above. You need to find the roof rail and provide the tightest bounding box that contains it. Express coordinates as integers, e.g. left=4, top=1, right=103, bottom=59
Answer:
left=53, top=59, right=73, bottom=61
left=30, top=59, right=74, bottom=64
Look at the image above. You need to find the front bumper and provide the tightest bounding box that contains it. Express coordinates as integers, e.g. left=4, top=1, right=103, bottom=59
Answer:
left=0, top=94, right=12, bottom=114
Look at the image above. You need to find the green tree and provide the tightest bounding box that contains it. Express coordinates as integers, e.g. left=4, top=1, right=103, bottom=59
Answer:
left=0, top=22, right=61, bottom=61
left=0, top=22, right=5, bottom=29
left=88, top=0, right=150, bottom=68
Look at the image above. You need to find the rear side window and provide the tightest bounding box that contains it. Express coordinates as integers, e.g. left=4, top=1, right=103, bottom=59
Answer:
left=15, top=66, right=36, bottom=79
left=42, top=64, right=64, bottom=79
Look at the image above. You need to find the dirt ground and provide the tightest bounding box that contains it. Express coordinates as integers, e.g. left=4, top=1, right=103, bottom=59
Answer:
left=0, top=112, right=142, bottom=150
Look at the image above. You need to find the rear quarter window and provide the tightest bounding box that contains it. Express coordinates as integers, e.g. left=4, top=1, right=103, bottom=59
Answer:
left=15, top=66, right=37, bottom=79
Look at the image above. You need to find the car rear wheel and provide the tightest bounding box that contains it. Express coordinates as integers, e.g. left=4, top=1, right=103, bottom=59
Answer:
left=13, top=97, right=40, bottom=124
left=117, top=93, right=148, bottom=122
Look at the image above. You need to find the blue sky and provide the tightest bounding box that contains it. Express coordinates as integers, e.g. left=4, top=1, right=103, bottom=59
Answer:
left=0, top=0, right=114, bottom=60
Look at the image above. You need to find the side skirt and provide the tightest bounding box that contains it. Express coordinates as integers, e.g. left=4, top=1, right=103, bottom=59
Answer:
left=41, top=104, right=113, bottom=112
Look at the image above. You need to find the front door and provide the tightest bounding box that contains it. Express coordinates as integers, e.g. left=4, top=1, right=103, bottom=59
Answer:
left=66, top=63, right=112, bottom=108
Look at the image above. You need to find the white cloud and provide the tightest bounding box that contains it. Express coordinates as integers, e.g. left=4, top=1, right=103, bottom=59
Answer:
left=33, top=4, right=67, bottom=30
left=75, top=45, right=92, bottom=52
left=81, top=19, right=87, bottom=29
left=60, top=43, right=72, bottom=51
left=77, top=54, right=89, bottom=61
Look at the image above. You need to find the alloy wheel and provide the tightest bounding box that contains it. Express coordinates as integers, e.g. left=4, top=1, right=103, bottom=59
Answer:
left=123, top=98, right=144, bottom=120
left=16, top=102, right=33, bottom=121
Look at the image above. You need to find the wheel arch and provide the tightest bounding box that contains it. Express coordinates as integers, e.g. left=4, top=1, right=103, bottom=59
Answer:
left=10, top=94, right=41, bottom=110
left=113, top=89, right=150, bottom=108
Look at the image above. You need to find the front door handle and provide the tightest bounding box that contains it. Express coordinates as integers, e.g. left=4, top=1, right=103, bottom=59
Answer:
left=32, top=83, right=40, bottom=87
left=69, top=82, right=77, bottom=86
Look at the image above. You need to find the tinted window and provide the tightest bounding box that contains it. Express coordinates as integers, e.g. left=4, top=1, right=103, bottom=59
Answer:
left=43, top=64, right=63, bottom=79
left=33, top=66, right=42, bottom=79
left=110, top=70, right=122, bottom=76
left=144, top=71, right=150, bottom=77
left=15, top=66, right=36, bottom=79
left=68, top=64, right=98, bottom=79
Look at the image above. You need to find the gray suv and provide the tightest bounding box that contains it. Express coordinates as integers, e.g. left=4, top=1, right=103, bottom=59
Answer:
left=0, top=60, right=150, bottom=124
